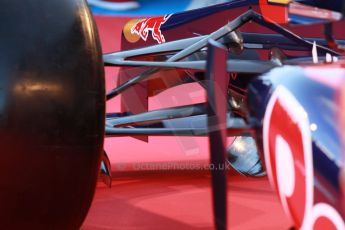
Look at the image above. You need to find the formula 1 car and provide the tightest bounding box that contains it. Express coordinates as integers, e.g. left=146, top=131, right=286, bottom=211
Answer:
left=0, top=0, right=345, bottom=229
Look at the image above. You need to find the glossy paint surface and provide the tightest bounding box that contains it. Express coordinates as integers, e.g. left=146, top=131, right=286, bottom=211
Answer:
left=248, top=64, right=345, bottom=228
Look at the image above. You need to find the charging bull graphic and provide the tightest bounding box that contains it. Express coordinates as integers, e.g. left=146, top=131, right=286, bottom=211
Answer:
left=131, top=14, right=172, bottom=44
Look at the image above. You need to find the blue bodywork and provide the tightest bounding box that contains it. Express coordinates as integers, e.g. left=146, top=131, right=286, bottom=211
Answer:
left=296, top=0, right=344, bottom=12
left=248, top=66, right=344, bottom=212
left=161, top=0, right=344, bottom=30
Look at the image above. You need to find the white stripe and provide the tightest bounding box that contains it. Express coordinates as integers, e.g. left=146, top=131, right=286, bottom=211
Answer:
left=87, top=0, right=139, bottom=11
left=312, top=41, right=318, bottom=64
left=187, top=0, right=229, bottom=10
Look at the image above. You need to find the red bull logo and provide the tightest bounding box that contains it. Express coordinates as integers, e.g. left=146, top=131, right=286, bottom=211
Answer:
left=130, top=14, right=172, bottom=44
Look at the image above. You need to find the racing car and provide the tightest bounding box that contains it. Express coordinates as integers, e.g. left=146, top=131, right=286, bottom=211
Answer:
left=0, top=0, right=345, bottom=229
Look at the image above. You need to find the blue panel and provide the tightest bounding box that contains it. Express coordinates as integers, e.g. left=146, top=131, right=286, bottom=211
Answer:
left=90, top=0, right=214, bottom=16
left=289, top=15, right=328, bottom=25
left=162, top=0, right=258, bottom=30
left=248, top=66, right=343, bottom=197
left=90, top=0, right=258, bottom=17
left=295, top=0, right=344, bottom=13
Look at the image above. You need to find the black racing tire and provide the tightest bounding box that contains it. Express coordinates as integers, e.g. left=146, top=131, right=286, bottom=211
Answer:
left=0, top=0, right=105, bottom=229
